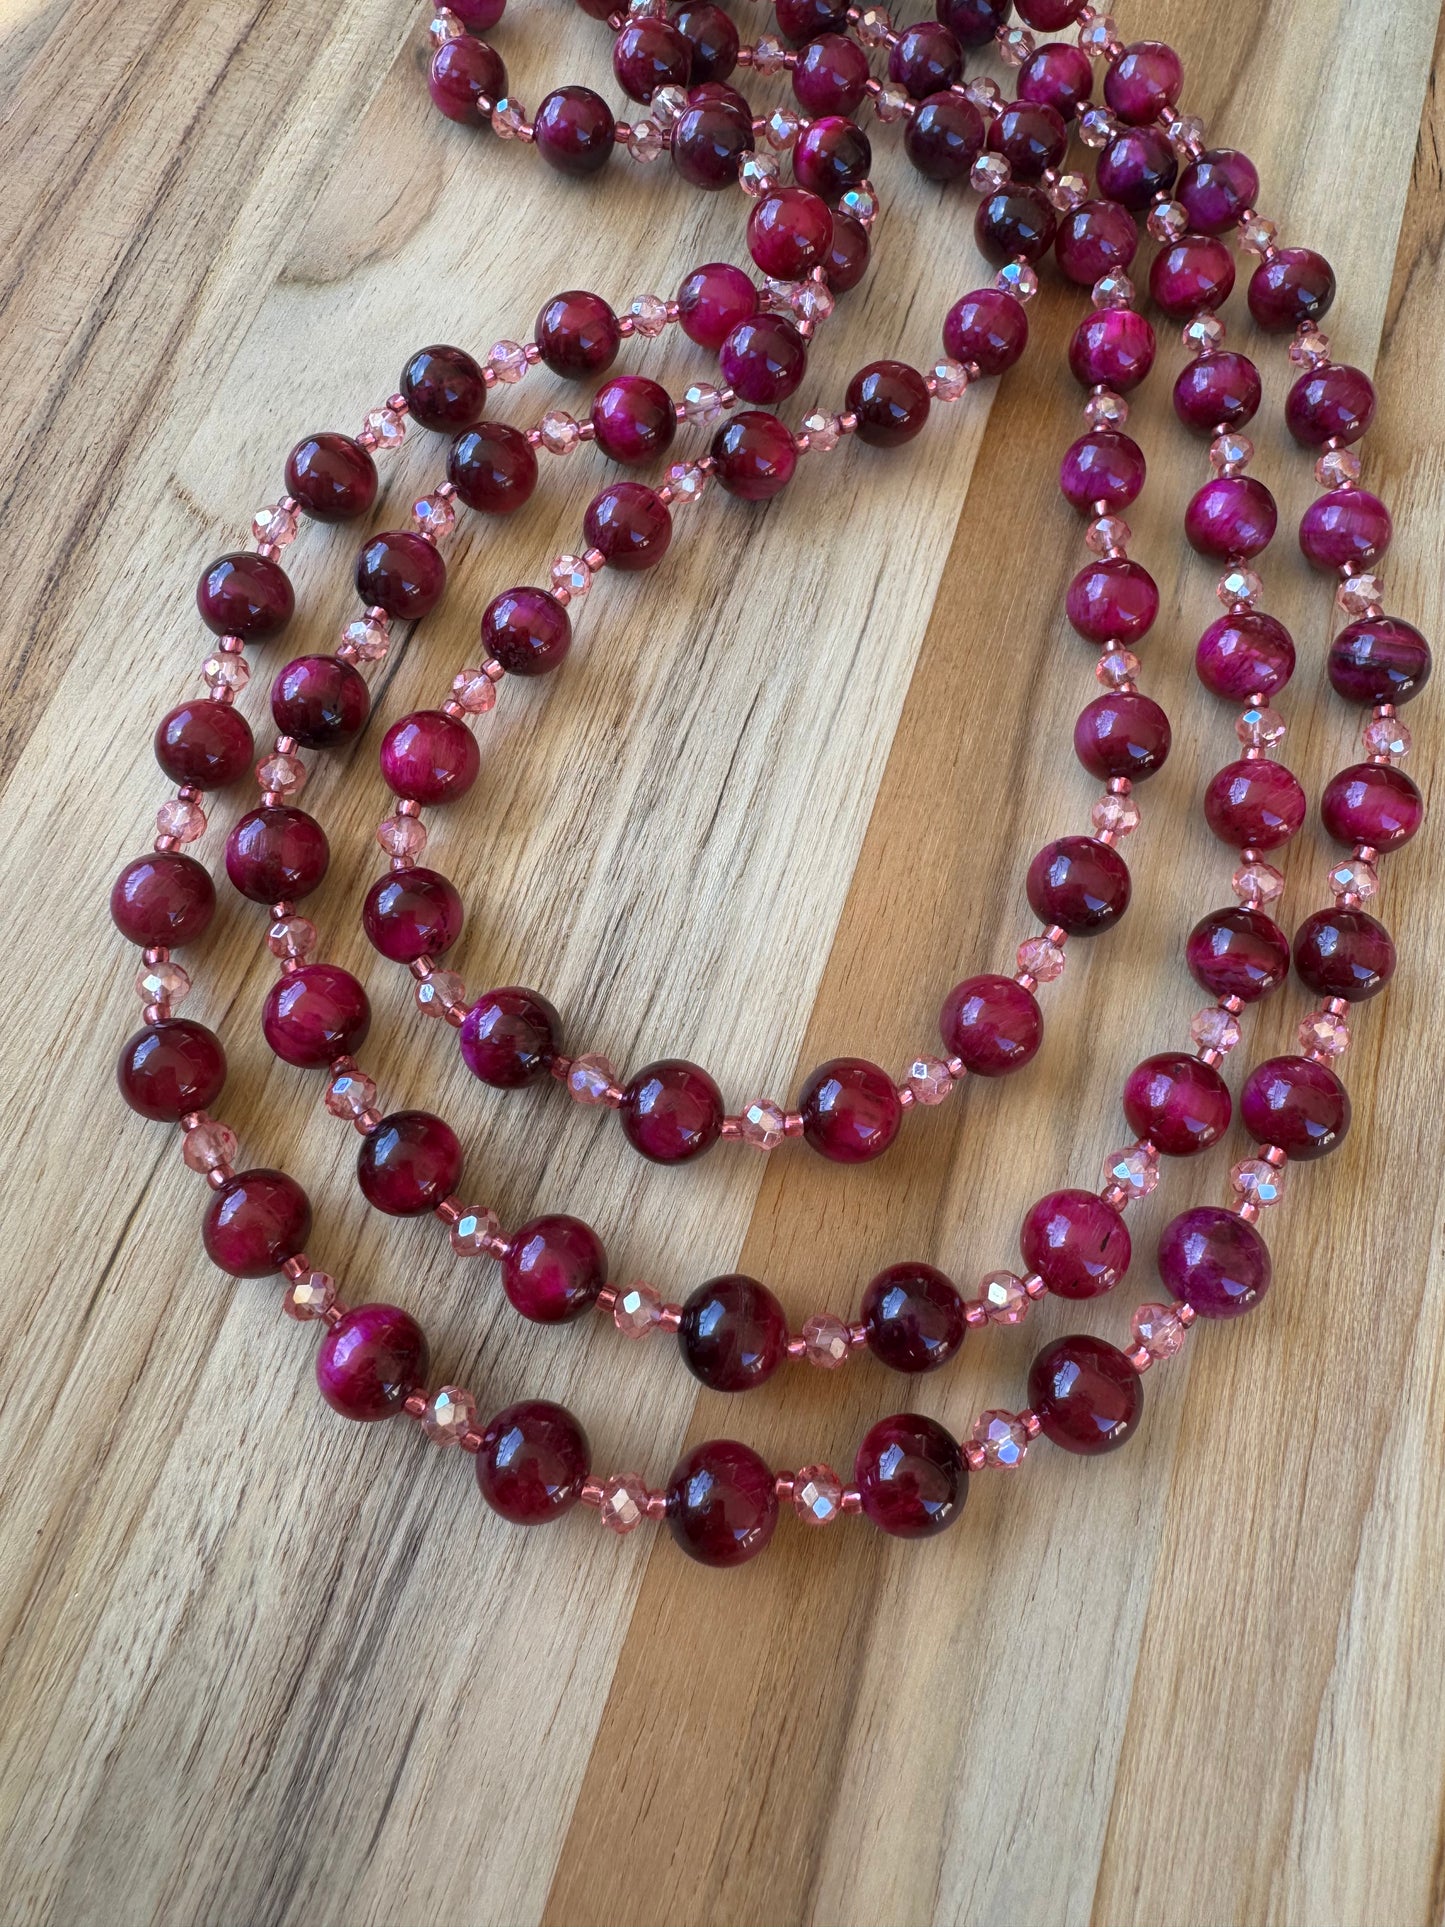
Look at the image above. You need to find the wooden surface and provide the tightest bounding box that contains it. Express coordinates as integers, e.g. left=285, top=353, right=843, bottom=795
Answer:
left=2, top=2, right=1443, bottom=1922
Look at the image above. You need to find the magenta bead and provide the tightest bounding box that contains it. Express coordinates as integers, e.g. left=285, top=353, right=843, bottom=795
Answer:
left=679, top=1275, right=787, bottom=1391
left=889, top=21, right=962, bottom=97
left=855, top=1412, right=966, bottom=1538
left=317, top=1304, right=429, bottom=1421
left=204, top=1168, right=312, bottom=1278
left=942, top=289, right=1029, bottom=377
left=1286, top=364, right=1376, bottom=447
left=262, top=963, right=370, bottom=1069
left=1122, top=1051, right=1231, bottom=1157
left=861, top=1262, right=966, bottom=1373
left=1186, top=906, right=1290, bottom=1003
left=428, top=36, right=505, bottom=124
left=1173, top=351, right=1262, bottom=433
left=1066, top=556, right=1159, bottom=644
left=1328, top=617, right=1431, bottom=706
left=747, top=188, right=833, bottom=279
left=111, top=851, right=216, bottom=948
left=476, top=1401, right=590, bottom=1524
left=481, top=586, right=571, bottom=676
left=671, top=102, right=752, bottom=190
left=399, top=343, right=486, bottom=433
left=590, top=375, right=677, bottom=466
left=1068, top=308, right=1155, bottom=391
left=988, top=102, right=1068, bottom=181
left=1195, top=612, right=1296, bottom=701
left=798, top=1057, right=903, bottom=1163
left=1054, top=199, right=1138, bottom=286
left=792, top=32, right=869, bottom=114
left=1020, top=1189, right=1130, bottom=1299
left=535, top=290, right=620, bottom=377
left=354, top=530, right=446, bottom=621
left=1293, top=908, right=1396, bottom=1002
left=792, top=115, right=872, bottom=200
left=379, top=709, right=480, bottom=805
left=1300, top=489, right=1392, bottom=572
left=1028, top=1334, right=1142, bottom=1454
left=1096, top=127, right=1176, bottom=210
left=502, top=1214, right=606, bottom=1323
left=270, top=654, right=369, bottom=750
left=1158, top=1207, right=1270, bottom=1319
left=1014, top=0, right=1087, bottom=25
left=583, top=482, right=672, bottom=572
left=1103, top=40, right=1182, bottom=124
left=1018, top=41, right=1093, bottom=120
left=285, top=433, right=377, bottom=522
left=1320, top=763, right=1423, bottom=853
left=1185, top=475, right=1278, bottom=560
left=710, top=411, right=797, bottom=500
left=1149, top=233, right=1235, bottom=318
left=938, top=973, right=1042, bottom=1076
left=1176, top=148, right=1258, bottom=233
left=1073, top=691, right=1171, bottom=781
left=1240, top=1055, right=1350, bottom=1160
left=1203, top=759, right=1307, bottom=851
left=362, top=867, right=462, bottom=963
left=675, top=5, right=739, bottom=81
left=460, top=987, right=561, bottom=1087
left=676, top=262, right=757, bottom=351
left=905, top=91, right=986, bottom=182
left=1248, top=248, right=1336, bottom=332
left=225, top=805, right=329, bottom=903
left=613, top=16, right=690, bottom=99
left=825, top=212, right=870, bottom=292
left=974, top=185, right=1057, bottom=264
left=935, top=0, right=1008, bottom=47
left=534, top=86, right=616, bottom=177
left=1059, top=429, right=1145, bottom=512
left=117, top=1019, right=227, bottom=1123
left=447, top=423, right=538, bottom=515
left=666, top=1439, right=778, bottom=1567
left=846, top=360, right=931, bottom=447
left=357, top=1110, right=462, bottom=1216
left=1026, top=836, right=1131, bottom=935
left=620, top=1059, right=723, bottom=1165
left=154, top=700, right=255, bottom=790
left=197, top=551, right=293, bottom=640
left=719, top=314, right=807, bottom=405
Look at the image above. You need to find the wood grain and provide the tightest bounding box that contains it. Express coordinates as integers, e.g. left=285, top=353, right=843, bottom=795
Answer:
left=0, top=3, right=1441, bottom=1923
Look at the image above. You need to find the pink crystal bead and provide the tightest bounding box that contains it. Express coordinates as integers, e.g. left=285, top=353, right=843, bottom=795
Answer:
left=1190, top=1005, right=1241, bottom=1053
left=157, top=796, right=207, bottom=843
left=325, top=1068, right=378, bottom=1120
left=1131, top=1302, right=1186, bottom=1359
left=137, top=958, right=191, bottom=1008
left=1017, top=935, right=1066, bottom=982
left=182, top=1117, right=238, bottom=1173
left=449, top=1205, right=502, bottom=1255
left=972, top=1410, right=1029, bottom=1469
left=1102, top=1140, right=1160, bottom=1200
left=801, top=1311, right=851, bottom=1368
left=377, top=814, right=429, bottom=862
left=739, top=1097, right=787, bottom=1149
left=613, top=1282, right=664, bottom=1338
left=267, top=913, right=317, bottom=961
left=1230, top=1157, right=1287, bottom=1208
left=415, top=969, right=467, bottom=1019
left=600, top=1472, right=649, bottom=1534
left=283, top=1269, right=337, bottom=1322
left=792, top=1464, right=844, bottom=1525
left=422, top=1386, right=478, bottom=1445
left=568, top=1054, right=618, bottom=1104
left=980, top=1269, right=1028, bottom=1324
left=905, top=1057, right=954, bottom=1105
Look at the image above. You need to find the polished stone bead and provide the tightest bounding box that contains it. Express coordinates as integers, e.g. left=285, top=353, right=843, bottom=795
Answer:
left=938, top=973, right=1042, bottom=1076
left=1239, top=1054, right=1350, bottom=1160
left=400, top=342, right=487, bottom=432
left=203, top=1168, right=312, bottom=1277
left=861, top=1262, right=966, bottom=1372
left=117, top=1019, right=226, bottom=1122
left=460, top=987, right=561, bottom=1086
left=798, top=1056, right=903, bottom=1162
left=357, top=1110, right=462, bottom=1216
left=1122, top=1051, right=1231, bottom=1156
left=262, top=963, right=370, bottom=1069
left=476, top=1400, right=591, bottom=1523
left=1020, top=1188, right=1130, bottom=1298
left=679, top=1274, right=788, bottom=1390
left=447, top=423, right=538, bottom=514
left=1186, top=906, right=1290, bottom=1003
left=1293, top=908, right=1396, bottom=1002
left=1026, top=836, right=1131, bottom=934
left=666, top=1439, right=778, bottom=1566
left=1028, top=1333, right=1142, bottom=1454
left=855, top=1412, right=966, bottom=1537
left=317, top=1304, right=429, bottom=1420
left=1320, top=762, right=1423, bottom=852
left=285, top=432, right=377, bottom=522
left=225, top=805, right=329, bottom=902
left=501, top=1214, right=606, bottom=1322
left=1327, top=617, right=1431, bottom=706
left=154, top=700, right=254, bottom=790
left=1158, top=1205, right=1271, bottom=1318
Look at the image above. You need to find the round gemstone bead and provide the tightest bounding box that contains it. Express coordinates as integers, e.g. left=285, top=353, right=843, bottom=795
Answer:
left=196, top=551, right=293, bottom=641
left=1327, top=617, right=1431, bottom=706
left=671, top=103, right=754, bottom=189
left=317, top=1304, right=429, bottom=1421
left=154, top=700, right=254, bottom=790
left=1173, top=350, right=1262, bottom=433
left=1073, top=691, right=1171, bottom=780
left=459, top=987, right=560, bottom=1086
left=990, top=101, right=1068, bottom=180
left=1195, top=611, right=1295, bottom=700
left=678, top=1274, right=787, bottom=1391
left=1248, top=248, right=1336, bottom=332
left=533, top=85, right=616, bottom=176
left=535, top=290, right=621, bottom=377
left=1286, top=363, right=1376, bottom=447
left=890, top=22, right=962, bottom=97
left=938, top=973, right=1042, bottom=1076
left=854, top=1412, right=966, bottom=1538
left=380, top=709, right=479, bottom=805
left=1018, top=41, right=1093, bottom=120
left=1029, top=1334, right=1142, bottom=1454
left=1066, top=557, right=1159, bottom=643
left=112, top=851, right=216, bottom=948
left=942, top=288, right=1029, bottom=376
left=117, top=1019, right=227, bottom=1122
left=792, top=31, right=869, bottom=114
left=620, top=1059, right=723, bottom=1164
left=1293, top=908, right=1396, bottom=1002
left=845, top=360, right=931, bottom=447
left=583, top=482, right=672, bottom=572
left=361, top=867, right=462, bottom=964
left=225, top=805, right=328, bottom=902
left=590, top=375, right=676, bottom=466
left=357, top=1110, right=462, bottom=1216
left=1203, top=759, right=1307, bottom=851
left=676, top=6, right=739, bottom=81
left=270, top=653, right=369, bottom=751
left=447, top=423, right=538, bottom=514
left=1058, top=429, right=1145, bottom=511
left=1158, top=1206, right=1271, bottom=1319
left=666, top=1439, right=778, bottom=1567
left=974, top=184, right=1057, bottom=264
left=1026, top=836, right=1131, bottom=935
left=1020, top=1188, right=1130, bottom=1299
left=1122, top=1051, right=1231, bottom=1157
left=613, top=17, right=690, bottom=100
left=710, top=411, right=797, bottom=499
left=1186, top=906, right=1290, bottom=1003
left=478, top=586, right=568, bottom=677
left=860, top=1262, right=966, bottom=1373
left=399, top=343, right=486, bottom=433
left=203, top=1168, right=311, bottom=1277
left=793, top=115, right=872, bottom=201
left=1104, top=40, right=1182, bottom=124
left=1096, top=127, right=1176, bottom=208
left=1185, top=475, right=1278, bottom=560
left=720, top=314, right=807, bottom=405
left=824, top=212, right=870, bottom=291
left=1054, top=199, right=1138, bottom=287
left=676, top=261, right=757, bottom=351
left=1320, top=762, right=1423, bottom=852
left=1149, top=233, right=1235, bottom=317
left=1300, top=490, right=1392, bottom=572
left=285, top=432, right=377, bottom=522
left=501, top=1214, right=606, bottom=1322
left=905, top=91, right=986, bottom=182
left=261, top=963, right=370, bottom=1068
left=798, top=1057, right=903, bottom=1163
left=1068, top=309, right=1156, bottom=392
left=1176, top=147, right=1259, bottom=232
left=428, top=34, right=504, bottom=122
left=1014, top=0, right=1087, bottom=25
left=354, top=530, right=446, bottom=621
left=1240, top=1054, right=1351, bottom=1159
left=476, top=1400, right=591, bottom=1523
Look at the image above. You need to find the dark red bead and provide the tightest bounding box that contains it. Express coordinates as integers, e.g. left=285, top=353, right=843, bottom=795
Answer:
left=379, top=709, right=480, bottom=805
left=154, top=699, right=254, bottom=790
left=1285, top=363, right=1376, bottom=447
left=676, top=262, right=757, bottom=350
left=888, top=21, right=961, bottom=97
left=1058, top=429, right=1145, bottom=512
left=196, top=551, right=293, bottom=640
left=1240, top=1055, right=1350, bottom=1160
left=1073, top=691, right=1171, bottom=781
left=1096, top=127, right=1176, bottom=209
left=613, top=17, right=691, bottom=99
left=711, top=410, right=797, bottom=500
left=935, top=0, right=1008, bottom=47
left=399, top=343, right=486, bottom=433
left=1018, top=41, right=1093, bottom=120
left=501, top=1214, right=606, bottom=1323
left=535, top=290, right=621, bottom=377
left=1320, top=762, right=1424, bottom=852
left=846, top=360, right=931, bottom=447
left=1065, top=557, right=1159, bottom=643
left=671, top=102, right=752, bottom=190
left=480, top=586, right=571, bottom=675
left=284, top=433, right=377, bottom=522
left=1122, top=1051, right=1231, bottom=1157
left=1054, top=199, right=1138, bottom=286
left=354, top=530, right=446, bottom=621
left=665, top=1439, right=777, bottom=1568
left=747, top=188, right=833, bottom=279
left=675, top=4, right=739, bottom=82
left=1068, top=308, right=1155, bottom=391
left=974, top=184, right=1057, bottom=264
left=261, top=963, right=370, bottom=1068
left=855, top=1412, right=966, bottom=1537
left=1149, top=233, right=1235, bottom=318
left=117, top=1019, right=227, bottom=1123
left=428, top=36, right=505, bottom=124
left=861, top=1262, right=966, bottom=1373
left=533, top=85, right=616, bottom=177
left=270, top=654, right=369, bottom=750
left=1195, top=612, right=1295, bottom=701
left=1103, top=40, right=1182, bottom=124
left=824, top=211, right=870, bottom=292
left=203, top=1168, right=312, bottom=1278
left=1184, top=475, right=1278, bottom=560
left=225, top=805, right=329, bottom=902
left=905, top=92, right=985, bottom=182
left=1158, top=1206, right=1271, bottom=1320
left=447, top=422, right=538, bottom=515
left=1014, top=0, right=1088, bottom=25
left=357, top=1110, right=463, bottom=1216
left=1248, top=248, right=1336, bottom=332
left=317, top=1304, right=428, bottom=1421
left=1293, top=907, right=1396, bottom=1002
left=620, top=1059, right=724, bottom=1164
left=989, top=102, right=1068, bottom=181
left=792, top=115, right=871, bottom=201
left=798, top=1056, right=903, bottom=1163
left=792, top=32, right=869, bottom=114
left=590, top=375, right=677, bottom=465
left=1186, top=906, right=1290, bottom=1004
left=687, top=80, right=753, bottom=117
left=1203, top=759, right=1307, bottom=851
left=679, top=1275, right=787, bottom=1390
left=111, top=851, right=215, bottom=948
left=449, top=0, right=503, bottom=24
left=942, top=288, right=1029, bottom=377
left=1020, top=1189, right=1130, bottom=1299
left=362, top=866, right=463, bottom=963
left=1026, top=836, right=1131, bottom=935
left=939, top=973, right=1042, bottom=1076
left=719, top=315, right=807, bottom=405
left=460, top=987, right=561, bottom=1087
left=1028, top=1334, right=1142, bottom=1455
left=1300, top=489, right=1392, bottom=572
left=1173, top=350, right=1262, bottom=432
left=1328, top=617, right=1431, bottom=706
left=583, top=481, right=672, bottom=571
left=1176, top=147, right=1258, bottom=233
left=476, top=1401, right=590, bottom=1523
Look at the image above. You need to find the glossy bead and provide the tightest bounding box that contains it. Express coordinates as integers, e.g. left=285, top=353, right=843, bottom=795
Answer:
left=481, top=586, right=570, bottom=676
left=792, top=32, right=869, bottom=115
left=261, top=963, right=370, bottom=1068
left=939, top=973, right=1042, bottom=1076
left=889, top=21, right=962, bottom=98
left=476, top=1401, right=590, bottom=1523
left=1240, top=1055, right=1351, bottom=1159
left=447, top=422, right=538, bottom=514
left=678, top=1275, right=787, bottom=1390
left=675, top=5, right=739, bottom=81
left=1014, top=0, right=1087, bottom=25
left=1104, top=41, right=1183, bottom=124
left=285, top=432, right=377, bottom=522
left=1068, top=308, right=1156, bottom=391
left=535, top=291, right=620, bottom=377
left=1158, top=1206, right=1270, bottom=1320
left=1058, top=429, right=1145, bottom=512
left=1185, top=475, right=1278, bottom=560
left=671, top=102, right=753, bottom=190
left=676, top=261, right=757, bottom=351
left=1300, top=490, right=1392, bottom=572
left=1186, top=906, right=1290, bottom=1003
left=225, top=805, right=329, bottom=902
left=989, top=102, right=1068, bottom=181
left=1321, top=762, right=1423, bottom=852
left=533, top=85, right=615, bottom=176
left=590, top=375, right=676, bottom=465
left=1149, top=233, right=1235, bottom=317
left=792, top=115, right=872, bottom=201
left=614, top=16, right=690, bottom=100
left=620, top=1059, right=723, bottom=1164
left=196, top=551, right=293, bottom=640
left=1029, top=1334, right=1142, bottom=1454
left=747, top=188, right=833, bottom=279
left=666, top=1439, right=778, bottom=1567
left=719, top=315, right=807, bottom=405
left=1327, top=617, right=1431, bottom=706
left=398, top=345, right=484, bottom=437
left=154, top=700, right=254, bottom=790
left=1026, top=836, right=1131, bottom=935
left=357, top=1110, right=462, bottom=1216
left=428, top=35, right=505, bottom=123
left=935, top=0, right=1008, bottom=46
left=460, top=987, right=560, bottom=1086
left=111, top=851, right=215, bottom=948
left=1122, top=1052, right=1231, bottom=1157
left=203, top=1168, right=311, bottom=1277
left=824, top=211, right=870, bottom=292
left=1248, top=248, right=1336, bottom=332
left=1195, top=612, right=1295, bottom=701
left=798, top=1057, right=903, bottom=1163
left=583, top=482, right=672, bottom=572
left=317, top=1304, right=428, bottom=1421
left=270, top=654, right=369, bottom=750
left=1021, top=1189, right=1130, bottom=1299
left=710, top=410, right=797, bottom=500
left=380, top=709, right=480, bottom=805
left=1018, top=41, right=1093, bottom=120
left=846, top=361, right=931, bottom=447
left=362, top=867, right=462, bottom=963
left=501, top=1214, right=606, bottom=1322
left=861, top=1262, right=966, bottom=1373
left=1054, top=199, right=1138, bottom=287
left=1096, top=127, right=1176, bottom=209
left=1176, top=147, right=1258, bottom=233
left=855, top=1412, right=966, bottom=1538
left=1285, top=363, right=1376, bottom=447
left=1173, top=351, right=1262, bottom=432
left=1066, top=557, right=1159, bottom=644
left=354, top=530, right=446, bottom=621
left=117, top=1019, right=226, bottom=1123
left=975, top=185, right=1057, bottom=264
left=1293, top=908, right=1396, bottom=1002
left=1203, top=760, right=1307, bottom=851
left=1073, top=691, right=1171, bottom=780
left=905, top=91, right=985, bottom=182
left=942, top=290, right=1029, bottom=379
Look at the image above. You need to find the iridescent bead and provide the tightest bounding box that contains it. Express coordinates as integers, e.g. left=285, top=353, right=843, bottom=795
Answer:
left=1236, top=704, right=1287, bottom=750
left=1230, top=1158, right=1287, bottom=1209
left=451, top=668, right=498, bottom=716
left=156, top=796, right=206, bottom=843
left=905, top=1057, right=954, bottom=1105
left=739, top=1097, right=787, bottom=1150
left=341, top=613, right=390, bottom=662
left=376, top=814, right=428, bottom=861
left=1102, top=1140, right=1159, bottom=1199
left=613, top=1282, right=663, bottom=1338
left=1190, top=1004, right=1241, bottom=1053
left=1232, top=859, right=1285, bottom=908
left=979, top=1269, right=1028, bottom=1324
left=600, top=1473, right=649, bottom=1534
left=1131, top=1302, right=1186, bottom=1359
left=422, top=1386, right=478, bottom=1445
left=487, top=340, right=528, bottom=383
left=325, top=1068, right=377, bottom=1120
left=181, top=1117, right=238, bottom=1173
left=136, top=957, right=192, bottom=1008
left=1363, top=714, right=1411, bottom=759
left=539, top=410, right=581, bottom=455
left=972, top=1410, right=1029, bottom=1468
left=283, top=1269, right=337, bottom=1322
left=449, top=1205, right=502, bottom=1256
left=1017, top=935, right=1066, bottom=982
left=1337, top=573, right=1386, bottom=618
left=629, top=292, right=669, bottom=337
left=1328, top=857, right=1379, bottom=902
left=801, top=1311, right=850, bottom=1368
left=255, top=749, right=307, bottom=798
left=791, top=1464, right=843, bottom=1525
left=415, top=969, right=466, bottom=1019
left=567, top=1054, right=618, bottom=1104
left=412, top=490, right=456, bottom=541
left=1299, top=1009, right=1351, bottom=1057
left=1091, top=790, right=1140, bottom=837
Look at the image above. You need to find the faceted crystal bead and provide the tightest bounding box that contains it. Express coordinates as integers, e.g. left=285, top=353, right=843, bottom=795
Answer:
left=567, top=1054, right=618, bottom=1104
left=1132, top=1302, right=1186, bottom=1359
left=1091, top=273, right=1135, bottom=311
left=422, top=1386, right=477, bottom=1444
left=964, top=77, right=999, bottom=111
left=801, top=1311, right=851, bottom=1368
left=1328, top=856, right=1379, bottom=901
left=875, top=80, right=910, bottom=122
left=491, top=98, right=528, bottom=140
left=1170, top=114, right=1205, bottom=155
left=449, top=1205, right=502, bottom=1255
left=1147, top=198, right=1187, bottom=241
left=376, top=813, right=428, bottom=861
left=451, top=667, right=498, bottom=715
left=136, top=957, right=192, bottom=1007
left=740, top=1097, right=786, bottom=1150
left=1300, top=1009, right=1351, bottom=1057
left=752, top=31, right=786, bottom=73
left=1236, top=703, right=1287, bottom=749
left=1078, top=107, right=1116, bottom=148
left=256, top=749, right=307, bottom=798
left=682, top=381, right=725, bottom=425
left=341, top=613, right=390, bottom=662
left=1084, top=389, right=1129, bottom=428
left=266, top=913, right=317, bottom=961
left=251, top=503, right=298, bottom=549
left=972, top=1410, right=1029, bottom=1468
left=539, top=410, right=581, bottom=455
left=739, top=152, right=781, bottom=197
left=487, top=340, right=529, bottom=383
left=1239, top=215, right=1276, bottom=254
left=412, top=490, right=456, bottom=540
left=1102, top=1140, right=1160, bottom=1199
left=856, top=6, right=892, bottom=47
left=1364, top=714, right=1411, bottom=758
left=325, top=1068, right=377, bottom=1120
left=905, top=1057, right=954, bottom=1106
left=791, top=1464, right=843, bottom=1525
left=1337, top=573, right=1384, bottom=617
left=362, top=405, right=406, bottom=450
left=1190, top=1004, right=1241, bottom=1053
left=801, top=411, right=841, bottom=452
left=1080, top=16, right=1118, bottom=53
left=665, top=461, right=709, bottom=505
left=202, top=652, right=250, bottom=695
left=839, top=182, right=879, bottom=226
left=1218, top=566, right=1263, bottom=608
left=613, top=1282, right=663, bottom=1338
left=629, top=293, right=669, bottom=338
left=1097, top=648, right=1141, bottom=689
left=792, top=279, right=834, bottom=326
left=283, top=1269, right=337, bottom=1321
left=428, top=9, right=465, bottom=46
left=1183, top=313, right=1226, bottom=353
left=999, top=27, right=1034, bottom=65
left=996, top=259, right=1039, bottom=301
left=970, top=153, right=1010, bottom=194
left=980, top=1269, right=1028, bottom=1324
left=1210, top=432, right=1254, bottom=475
left=1091, top=790, right=1141, bottom=837
left=1317, top=447, right=1362, bottom=489
left=550, top=554, right=592, bottom=597
left=1230, top=1157, right=1287, bottom=1208
left=1017, top=935, right=1066, bottom=982
left=415, top=969, right=466, bottom=1019
left=156, top=796, right=206, bottom=842
left=765, top=106, right=801, bottom=150
left=931, top=359, right=970, bottom=403
left=599, top=1472, right=649, bottom=1534
left=181, top=1117, right=238, bottom=1172
left=1289, top=326, right=1332, bottom=368
left=1232, top=858, right=1285, bottom=907
left=1086, top=514, right=1131, bottom=554
left=651, top=85, right=687, bottom=130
